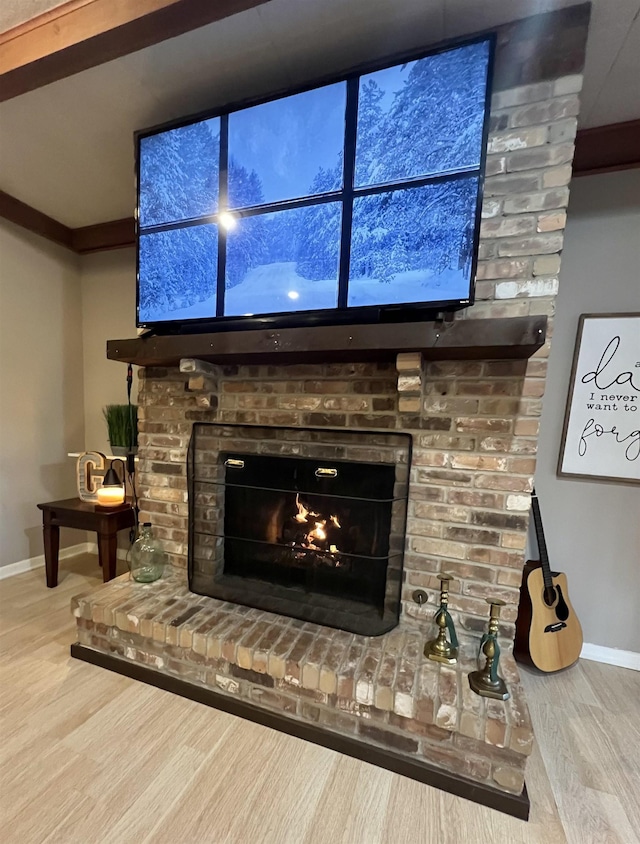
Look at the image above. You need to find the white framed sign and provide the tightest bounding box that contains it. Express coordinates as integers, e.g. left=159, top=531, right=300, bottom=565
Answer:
left=558, top=313, right=640, bottom=485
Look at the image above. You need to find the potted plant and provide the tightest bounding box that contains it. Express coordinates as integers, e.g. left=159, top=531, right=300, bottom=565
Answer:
left=103, top=404, right=138, bottom=456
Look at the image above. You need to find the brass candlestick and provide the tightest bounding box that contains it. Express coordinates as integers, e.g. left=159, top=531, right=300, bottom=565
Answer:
left=424, top=574, right=458, bottom=664
left=468, top=599, right=510, bottom=700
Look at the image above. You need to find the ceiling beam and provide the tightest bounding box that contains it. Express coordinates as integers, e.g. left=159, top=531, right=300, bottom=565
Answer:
left=0, top=0, right=271, bottom=102
left=0, top=190, right=73, bottom=250
left=573, top=119, right=640, bottom=177
left=71, top=217, right=135, bottom=253
left=0, top=191, right=135, bottom=253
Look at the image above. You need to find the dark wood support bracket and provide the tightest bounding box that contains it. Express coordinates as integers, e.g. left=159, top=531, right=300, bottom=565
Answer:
left=70, top=643, right=530, bottom=820
left=106, top=316, right=547, bottom=367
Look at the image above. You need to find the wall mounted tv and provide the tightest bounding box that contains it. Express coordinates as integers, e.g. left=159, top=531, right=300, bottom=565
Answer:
left=136, top=35, right=494, bottom=332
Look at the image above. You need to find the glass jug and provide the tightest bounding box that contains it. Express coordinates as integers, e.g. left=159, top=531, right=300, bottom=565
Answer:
left=130, top=522, right=166, bottom=583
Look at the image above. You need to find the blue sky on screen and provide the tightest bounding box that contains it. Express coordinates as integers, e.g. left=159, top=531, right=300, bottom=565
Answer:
left=228, top=83, right=346, bottom=207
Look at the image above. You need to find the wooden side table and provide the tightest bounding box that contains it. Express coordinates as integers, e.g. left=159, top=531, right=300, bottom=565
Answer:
left=37, top=498, right=136, bottom=587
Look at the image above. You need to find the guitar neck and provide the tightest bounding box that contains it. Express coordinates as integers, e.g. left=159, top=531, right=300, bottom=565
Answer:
left=531, top=490, right=553, bottom=588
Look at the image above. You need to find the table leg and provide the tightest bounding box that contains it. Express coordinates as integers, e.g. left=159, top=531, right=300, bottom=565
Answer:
left=43, top=518, right=60, bottom=588
left=97, top=532, right=118, bottom=582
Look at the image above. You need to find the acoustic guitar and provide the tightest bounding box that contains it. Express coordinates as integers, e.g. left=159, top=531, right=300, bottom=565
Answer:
left=514, top=488, right=583, bottom=672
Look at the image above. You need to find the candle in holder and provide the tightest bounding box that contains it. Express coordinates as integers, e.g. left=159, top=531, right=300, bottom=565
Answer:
left=96, top=460, right=125, bottom=507
left=96, top=485, right=125, bottom=506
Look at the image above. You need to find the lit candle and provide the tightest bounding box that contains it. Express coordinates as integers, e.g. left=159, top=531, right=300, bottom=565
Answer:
left=96, top=485, right=125, bottom=506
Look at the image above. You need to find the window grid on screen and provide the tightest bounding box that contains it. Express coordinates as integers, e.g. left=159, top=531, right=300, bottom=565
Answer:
left=137, top=36, right=493, bottom=325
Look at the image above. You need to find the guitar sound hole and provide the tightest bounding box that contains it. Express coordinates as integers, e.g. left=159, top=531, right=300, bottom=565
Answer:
left=543, top=586, right=556, bottom=607
left=555, top=586, right=570, bottom=621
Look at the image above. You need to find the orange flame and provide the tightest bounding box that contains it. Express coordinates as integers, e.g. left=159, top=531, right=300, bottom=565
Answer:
left=293, top=496, right=342, bottom=556
left=310, top=521, right=327, bottom=543
left=294, top=494, right=318, bottom=523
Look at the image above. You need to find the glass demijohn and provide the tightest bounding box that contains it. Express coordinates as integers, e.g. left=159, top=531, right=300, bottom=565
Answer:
left=130, top=523, right=166, bottom=583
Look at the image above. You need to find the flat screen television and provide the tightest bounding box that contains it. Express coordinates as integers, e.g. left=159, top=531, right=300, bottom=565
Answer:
left=136, top=34, right=494, bottom=332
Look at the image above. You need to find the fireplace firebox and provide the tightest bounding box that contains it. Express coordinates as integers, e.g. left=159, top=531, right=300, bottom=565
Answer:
left=188, top=424, right=411, bottom=635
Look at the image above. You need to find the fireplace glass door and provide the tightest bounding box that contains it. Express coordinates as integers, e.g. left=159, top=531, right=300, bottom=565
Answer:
left=188, top=424, right=411, bottom=635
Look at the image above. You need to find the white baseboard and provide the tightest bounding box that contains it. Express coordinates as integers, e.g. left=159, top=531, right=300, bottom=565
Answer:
left=581, top=643, right=640, bottom=671
left=0, top=542, right=94, bottom=580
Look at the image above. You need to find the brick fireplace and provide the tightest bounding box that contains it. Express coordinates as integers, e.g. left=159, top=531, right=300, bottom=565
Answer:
left=72, top=4, right=591, bottom=817
left=136, top=353, right=546, bottom=644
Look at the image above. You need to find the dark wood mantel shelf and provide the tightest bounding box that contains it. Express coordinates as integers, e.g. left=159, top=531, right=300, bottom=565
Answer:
left=106, top=316, right=547, bottom=367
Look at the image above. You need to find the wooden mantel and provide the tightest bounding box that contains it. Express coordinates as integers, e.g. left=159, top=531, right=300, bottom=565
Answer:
left=106, top=316, right=547, bottom=367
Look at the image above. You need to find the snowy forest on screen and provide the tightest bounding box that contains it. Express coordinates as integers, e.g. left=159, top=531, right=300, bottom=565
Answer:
left=138, top=40, right=489, bottom=323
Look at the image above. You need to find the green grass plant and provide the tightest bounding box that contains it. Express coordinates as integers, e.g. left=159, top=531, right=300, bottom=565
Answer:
left=103, top=404, right=138, bottom=449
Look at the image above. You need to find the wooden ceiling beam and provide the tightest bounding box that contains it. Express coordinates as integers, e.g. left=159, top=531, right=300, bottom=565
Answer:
left=71, top=217, right=135, bottom=253
left=0, top=0, right=271, bottom=102
left=0, top=191, right=134, bottom=253
left=0, top=190, right=73, bottom=250
left=573, top=119, right=640, bottom=177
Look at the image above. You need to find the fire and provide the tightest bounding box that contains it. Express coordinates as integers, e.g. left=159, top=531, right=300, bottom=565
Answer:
left=292, top=495, right=341, bottom=557
left=294, top=494, right=319, bottom=523
left=310, top=522, right=326, bottom=543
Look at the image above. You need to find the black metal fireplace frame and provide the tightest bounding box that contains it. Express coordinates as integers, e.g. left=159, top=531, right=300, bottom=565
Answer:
left=187, top=422, right=412, bottom=635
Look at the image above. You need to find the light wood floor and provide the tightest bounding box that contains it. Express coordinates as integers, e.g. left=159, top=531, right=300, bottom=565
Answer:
left=1, top=554, right=638, bottom=844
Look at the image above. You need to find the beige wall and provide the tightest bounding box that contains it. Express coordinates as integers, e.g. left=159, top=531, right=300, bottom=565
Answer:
left=0, top=220, right=85, bottom=567
left=79, top=248, right=138, bottom=453
left=535, top=170, right=640, bottom=653
left=79, top=248, right=138, bottom=554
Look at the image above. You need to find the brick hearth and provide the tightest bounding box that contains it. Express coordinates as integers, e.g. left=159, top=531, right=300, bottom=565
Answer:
left=73, top=567, right=533, bottom=796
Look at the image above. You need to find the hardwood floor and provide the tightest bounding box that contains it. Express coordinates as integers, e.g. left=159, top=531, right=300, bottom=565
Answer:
left=1, top=554, right=638, bottom=843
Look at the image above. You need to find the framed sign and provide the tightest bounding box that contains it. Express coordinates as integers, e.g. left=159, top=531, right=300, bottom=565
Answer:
left=558, top=313, right=640, bottom=484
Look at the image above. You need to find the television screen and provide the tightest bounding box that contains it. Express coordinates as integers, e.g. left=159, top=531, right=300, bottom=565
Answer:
left=136, top=36, right=493, bottom=329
